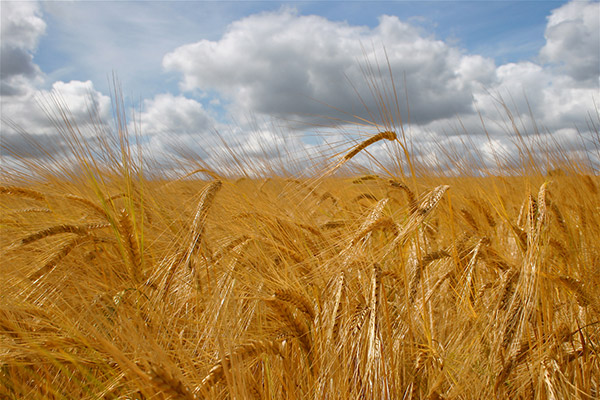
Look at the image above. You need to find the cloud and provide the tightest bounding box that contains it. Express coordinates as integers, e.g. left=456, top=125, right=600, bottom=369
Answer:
left=0, top=1, right=46, bottom=96
left=0, top=2, right=112, bottom=155
left=44, top=80, right=112, bottom=129
left=540, top=0, right=600, bottom=84
left=1, top=80, right=112, bottom=167
left=138, top=93, right=215, bottom=136
left=163, top=9, right=485, bottom=126
left=539, top=0, right=599, bottom=83
left=0, top=2, right=46, bottom=49
left=3, top=80, right=111, bottom=136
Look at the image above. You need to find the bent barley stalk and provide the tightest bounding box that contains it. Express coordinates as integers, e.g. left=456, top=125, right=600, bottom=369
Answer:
left=322, top=131, right=397, bottom=179
left=343, top=131, right=397, bottom=162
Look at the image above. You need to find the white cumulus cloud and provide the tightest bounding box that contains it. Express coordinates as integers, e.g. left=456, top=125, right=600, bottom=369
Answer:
left=0, top=1, right=46, bottom=96
left=163, top=9, right=482, bottom=126
left=137, top=93, right=215, bottom=136
left=539, top=0, right=600, bottom=83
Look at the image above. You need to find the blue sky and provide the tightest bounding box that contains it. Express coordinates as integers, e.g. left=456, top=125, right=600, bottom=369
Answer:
left=33, top=1, right=566, bottom=97
left=1, top=1, right=599, bottom=173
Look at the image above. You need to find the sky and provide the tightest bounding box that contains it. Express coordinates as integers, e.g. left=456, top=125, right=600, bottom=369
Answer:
left=1, top=0, right=599, bottom=175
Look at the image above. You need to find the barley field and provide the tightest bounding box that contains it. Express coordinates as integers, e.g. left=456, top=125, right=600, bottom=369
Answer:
left=1, top=102, right=599, bottom=399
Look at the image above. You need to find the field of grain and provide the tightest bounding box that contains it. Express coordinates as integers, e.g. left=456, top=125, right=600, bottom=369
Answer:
left=1, top=114, right=599, bottom=399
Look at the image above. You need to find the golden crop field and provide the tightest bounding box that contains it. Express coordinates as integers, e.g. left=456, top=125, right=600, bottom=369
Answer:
left=1, top=104, right=599, bottom=399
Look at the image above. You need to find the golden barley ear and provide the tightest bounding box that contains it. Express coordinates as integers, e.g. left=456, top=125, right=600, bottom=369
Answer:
left=211, top=235, right=251, bottom=263
left=197, top=339, right=285, bottom=395
left=460, top=208, right=480, bottom=232
left=353, top=192, right=379, bottom=203
left=274, top=288, right=316, bottom=321
left=415, top=185, right=450, bottom=216
left=326, top=271, right=345, bottom=344
left=319, top=219, right=348, bottom=230
left=285, top=178, right=322, bottom=199
left=147, top=363, right=197, bottom=400
left=409, top=250, right=450, bottom=302
left=63, top=194, right=110, bottom=219
left=388, top=179, right=416, bottom=207
left=318, top=191, right=339, bottom=206
left=352, top=174, right=380, bottom=184
left=0, top=185, right=47, bottom=201
left=382, top=185, right=450, bottom=260
left=343, top=131, right=397, bottom=162
left=7, top=207, right=52, bottom=217
left=365, top=264, right=381, bottom=370
left=581, top=174, right=598, bottom=195
left=335, top=198, right=389, bottom=268
left=162, top=180, right=222, bottom=295
left=265, top=298, right=312, bottom=356
left=188, top=180, right=222, bottom=255
left=320, top=131, right=398, bottom=180
left=28, top=235, right=92, bottom=282
left=118, top=208, right=142, bottom=282
left=553, top=275, right=599, bottom=312
left=470, top=197, right=497, bottom=228
left=18, top=223, right=109, bottom=246
left=351, top=216, right=398, bottom=246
